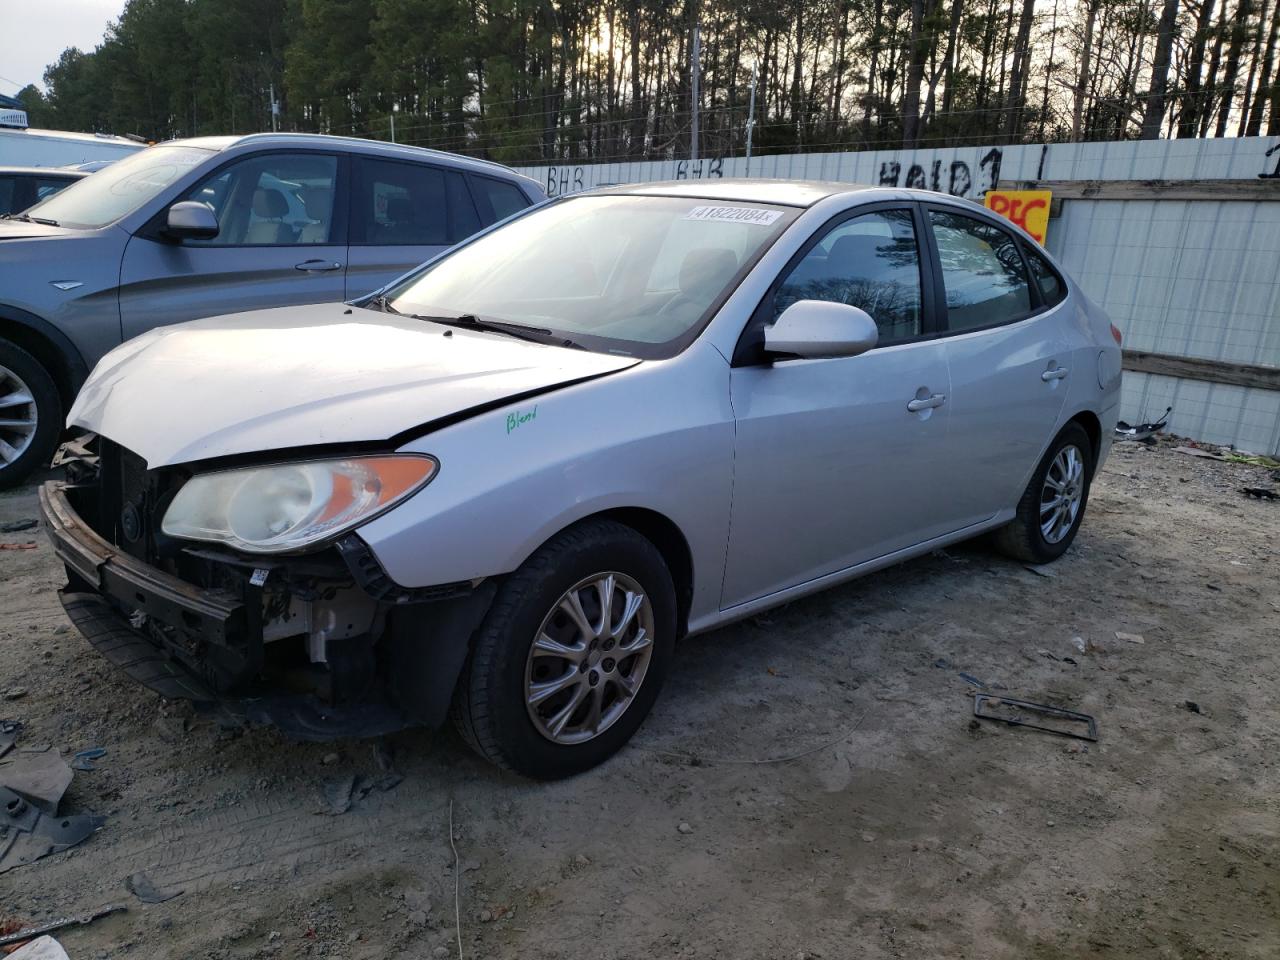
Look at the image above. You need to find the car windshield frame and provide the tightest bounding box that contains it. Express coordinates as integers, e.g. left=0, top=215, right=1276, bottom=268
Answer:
left=25, top=144, right=215, bottom=230
left=378, top=193, right=802, bottom=360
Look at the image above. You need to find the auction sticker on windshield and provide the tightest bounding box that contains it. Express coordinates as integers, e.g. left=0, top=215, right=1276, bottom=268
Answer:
left=683, top=205, right=783, bottom=226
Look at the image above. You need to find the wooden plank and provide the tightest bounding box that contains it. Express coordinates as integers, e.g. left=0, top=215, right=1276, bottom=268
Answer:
left=999, top=178, right=1280, bottom=201
left=1122, top=350, right=1280, bottom=391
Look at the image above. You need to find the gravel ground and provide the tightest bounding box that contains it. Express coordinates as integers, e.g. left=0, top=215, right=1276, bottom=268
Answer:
left=1, top=437, right=1278, bottom=960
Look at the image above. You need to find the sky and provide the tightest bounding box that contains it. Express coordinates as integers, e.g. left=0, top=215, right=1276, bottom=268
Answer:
left=0, top=0, right=124, bottom=96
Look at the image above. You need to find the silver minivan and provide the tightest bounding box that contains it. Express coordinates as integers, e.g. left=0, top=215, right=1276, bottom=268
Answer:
left=0, top=133, right=544, bottom=487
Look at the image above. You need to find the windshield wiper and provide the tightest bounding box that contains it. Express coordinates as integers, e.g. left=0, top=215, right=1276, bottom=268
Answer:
left=414, top=313, right=583, bottom=348
left=1, top=212, right=60, bottom=226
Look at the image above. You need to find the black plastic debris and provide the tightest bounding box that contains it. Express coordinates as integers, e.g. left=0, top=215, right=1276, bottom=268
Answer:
left=1115, top=406, right=1171, bottom=443
left=1241, top=487, right=1278, bottom=501
left=0, top=787, right=105, bottom=874
left=70, top=747, right=107, bottom=772
left=0, top=720, right=20, bottom=759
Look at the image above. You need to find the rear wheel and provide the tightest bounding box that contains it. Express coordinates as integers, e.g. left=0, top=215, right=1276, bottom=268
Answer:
left=994, top=422, right=1094, bottom=564
left=0, top=339, right=62, bottom=490
left=451, top=519, right=676, bottom=779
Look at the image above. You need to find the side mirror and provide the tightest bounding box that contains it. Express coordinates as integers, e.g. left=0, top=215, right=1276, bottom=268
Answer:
left=165, top=201, right=219, bottom=241
left=764, top=300, right=879, bottom=359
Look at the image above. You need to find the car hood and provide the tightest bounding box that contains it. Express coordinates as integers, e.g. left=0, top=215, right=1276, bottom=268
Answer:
left=69, top=302, right=641, bottom=467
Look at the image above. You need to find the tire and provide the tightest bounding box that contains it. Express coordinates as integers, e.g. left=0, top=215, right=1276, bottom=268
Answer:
left=451, top=518, right=677, bottom=779
left=993, top=422, right=1094, bottom=564
left=0, top=339, right=62, bottom=491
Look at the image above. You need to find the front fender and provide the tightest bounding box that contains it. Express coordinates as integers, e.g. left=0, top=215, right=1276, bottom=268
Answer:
left=355, top=342, right=736, bottom=626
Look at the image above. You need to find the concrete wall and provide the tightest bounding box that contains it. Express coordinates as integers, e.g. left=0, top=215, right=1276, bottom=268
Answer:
left=520, top=136, right=1280, bottom=454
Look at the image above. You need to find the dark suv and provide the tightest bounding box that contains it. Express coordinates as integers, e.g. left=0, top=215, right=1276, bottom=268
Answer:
left=0, top=133, right=544, bottom=487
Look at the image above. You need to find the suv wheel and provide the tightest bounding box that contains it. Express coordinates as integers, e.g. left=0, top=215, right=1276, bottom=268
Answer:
left=994, top=422, right=1094, bottom=564
left=0, top=339, right=62, bottom=490
left=451, top=519, right=676, bottom=779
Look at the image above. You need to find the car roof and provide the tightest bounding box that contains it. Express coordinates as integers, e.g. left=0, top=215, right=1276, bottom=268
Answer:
left=159, top=133, right=541, bottom=190
left=0, top=166, right=88, bottom=177
left=592, top=178, right=882, bottom=207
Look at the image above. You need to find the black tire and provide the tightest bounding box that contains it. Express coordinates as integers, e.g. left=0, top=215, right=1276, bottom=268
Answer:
left=451, top=518, right=677, bottom=779
left=993, top=422, right=1094, bottom=564
left=0, top=338, right=62, bottom=491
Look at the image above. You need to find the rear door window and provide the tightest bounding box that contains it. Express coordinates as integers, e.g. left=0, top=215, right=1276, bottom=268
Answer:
left=929, top=210, right=1031, bottom=331
left=352, top=159, right=484, bottom=245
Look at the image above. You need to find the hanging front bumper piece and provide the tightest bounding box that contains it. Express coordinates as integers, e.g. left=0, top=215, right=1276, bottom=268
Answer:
left=38, top=479, right=494, bottom=741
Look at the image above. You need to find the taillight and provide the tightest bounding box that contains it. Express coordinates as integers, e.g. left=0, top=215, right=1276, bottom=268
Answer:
left=1110, top=323, right=1123, bottom=345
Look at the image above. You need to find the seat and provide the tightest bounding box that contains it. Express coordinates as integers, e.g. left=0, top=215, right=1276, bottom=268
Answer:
left=246, top=187, right=292, bottom=244
left=297, top=186, right=333, bottom=244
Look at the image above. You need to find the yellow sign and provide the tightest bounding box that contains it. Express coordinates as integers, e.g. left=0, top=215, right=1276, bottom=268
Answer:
left=984, top=189, right=1052, bottom=245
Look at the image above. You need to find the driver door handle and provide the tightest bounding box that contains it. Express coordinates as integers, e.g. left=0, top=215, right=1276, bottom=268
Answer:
left=1041, top=367, right=1069, bottom=381
left=907, top=393, right=947, bottom=412
left=295, top=259, right=343, bottom=272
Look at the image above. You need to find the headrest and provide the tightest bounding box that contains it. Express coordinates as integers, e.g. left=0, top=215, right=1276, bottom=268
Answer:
left=252, top=187, right=289, bottom=219
left=300, top=186, right=331, bottom=220
left=679, top=247, right=739, bottom=296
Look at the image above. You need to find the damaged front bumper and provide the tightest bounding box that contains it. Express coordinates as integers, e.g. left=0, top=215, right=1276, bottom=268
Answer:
left=39, top=479, right=493, bottom=741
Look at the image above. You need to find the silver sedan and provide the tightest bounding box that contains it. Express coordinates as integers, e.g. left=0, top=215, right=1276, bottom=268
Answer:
left=43, top=180, right=1122, bottom=778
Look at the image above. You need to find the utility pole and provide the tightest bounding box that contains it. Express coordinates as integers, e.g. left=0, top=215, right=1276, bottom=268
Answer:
left=269, top=83, right=279, bottom=132
left=690, top=24, right=701, bottom=161
left=390, top=102, right=398, bottom=143
left=745, top=60, right=758, bottom=176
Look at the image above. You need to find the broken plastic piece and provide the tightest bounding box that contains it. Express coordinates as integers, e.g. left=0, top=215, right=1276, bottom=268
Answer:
left=1114, top=406, right=1170, bottom=442
left=125, top=871, right=184, bottom=904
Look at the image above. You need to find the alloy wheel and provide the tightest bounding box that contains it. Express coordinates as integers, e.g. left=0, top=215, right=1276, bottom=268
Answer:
left=1040, top=444, right=1085, bottom=544
left=524, top=572, right=656, bottom=745
left=0, top=364, right=38, bottom=467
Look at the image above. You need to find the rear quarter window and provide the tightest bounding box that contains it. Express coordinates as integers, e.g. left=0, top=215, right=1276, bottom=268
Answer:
left=472, top=175, right=532, bottom=224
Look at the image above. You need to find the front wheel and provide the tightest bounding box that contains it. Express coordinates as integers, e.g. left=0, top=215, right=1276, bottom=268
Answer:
left=993, top=422, right=1094, bottom=564
left=451, top=519, right=676, bottom=779
left=0, top=339, right=62, bottom=491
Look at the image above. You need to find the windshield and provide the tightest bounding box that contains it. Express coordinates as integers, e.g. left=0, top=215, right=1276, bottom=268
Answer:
left=384, top=195, right=798, bottom=358
left=25, top=145, right=213, bottom=229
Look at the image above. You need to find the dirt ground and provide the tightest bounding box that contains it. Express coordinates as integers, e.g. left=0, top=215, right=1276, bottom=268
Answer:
left=1, top=437, right=1278, bottom=960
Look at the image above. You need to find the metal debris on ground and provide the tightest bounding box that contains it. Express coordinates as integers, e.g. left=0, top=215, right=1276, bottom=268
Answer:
left=0, top=543, right=37, bottom=551
left=0, top=905, right=125, bottom=948
left=1114, top=406, right=1170, bottom=442
left=972, top=695, right=1098, bottom=742
left=125, top=871, right=184, bottom=904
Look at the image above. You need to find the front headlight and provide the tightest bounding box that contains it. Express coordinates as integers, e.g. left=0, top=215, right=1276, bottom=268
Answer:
left=161, top=455, right=437, bottom=554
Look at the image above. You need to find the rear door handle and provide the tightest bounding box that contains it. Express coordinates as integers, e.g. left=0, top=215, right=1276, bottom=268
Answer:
left=1041, top=367, right=1069, bottom=381
left=295, top=259, right=343, bottom=272
left=907, top=393, right=947, bottom=412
